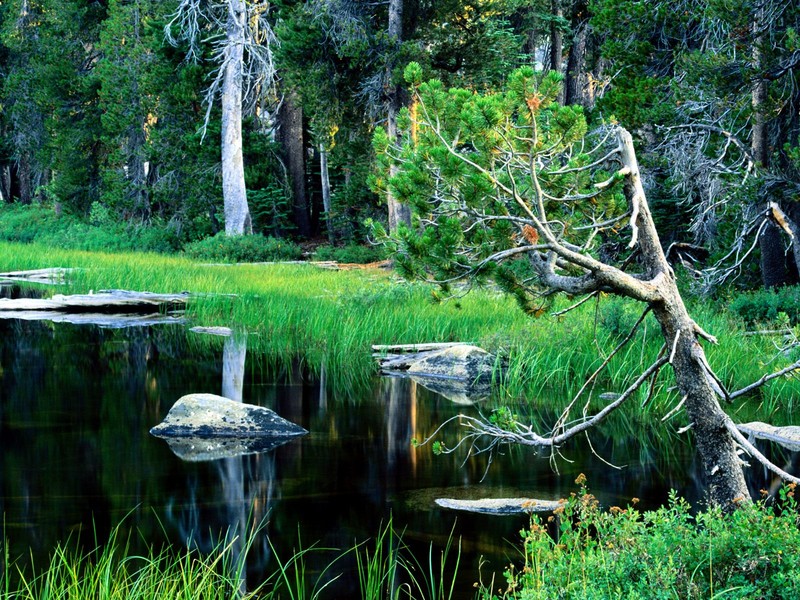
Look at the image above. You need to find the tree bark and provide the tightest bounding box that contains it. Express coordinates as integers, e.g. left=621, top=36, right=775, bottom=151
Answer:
left=221, top=0, right=252, bottom=235
left=386, top=0, right=411, bottom=233
left=617, top=130, right=750, bottom=509
left=279, top=90, right=310, bottom=237
left=564, top=16, right=587, bottom=107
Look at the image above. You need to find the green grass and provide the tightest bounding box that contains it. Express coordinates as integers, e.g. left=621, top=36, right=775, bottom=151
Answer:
left=1, top=518, right=462, bottom=600
left=4, top=486, right=800, bottom=599
left=2, top=240, right=799, bottom=420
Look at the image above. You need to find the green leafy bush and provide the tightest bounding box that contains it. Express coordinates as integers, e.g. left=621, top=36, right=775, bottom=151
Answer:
left=183, top=232, right=303, bottom=263
left=312, top=243, right=386, bottom=264
left=730, top=286, right=800, bottom=325
left=480, top=477, right=800, bottom=599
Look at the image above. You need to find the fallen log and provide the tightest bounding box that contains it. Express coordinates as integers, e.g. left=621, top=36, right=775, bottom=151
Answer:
left=0, top=268, right=75, bottom=285
left=0, top=289, right=188, bottom=314
left=372, top=342, right=474, bottom=353
left=0, top=311, right=186, bottom=328
left=737, top=421, right=800, bottom=452
left=435, top=497, right=563, bottom=515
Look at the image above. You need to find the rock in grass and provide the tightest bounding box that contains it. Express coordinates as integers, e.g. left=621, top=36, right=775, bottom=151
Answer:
left=381, top=345, right=496, bottom=382
left=150, top=393, right=307, bottom=439
left=435, top=497, right=563, bottom=515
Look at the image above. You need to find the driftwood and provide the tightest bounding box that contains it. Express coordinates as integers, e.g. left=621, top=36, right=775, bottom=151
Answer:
left=1, top=312, right=186, bottom=328
left=0, top=289, right=188, bottom=314
left=737, top=422, right=800, bottom=452
left=190, top=326, right=233, bottom=337
left=373, top=342, right=474, bottom=354
left=0, top=268, right=75, bottom=285
left=435, top=497, right=563, bottom=515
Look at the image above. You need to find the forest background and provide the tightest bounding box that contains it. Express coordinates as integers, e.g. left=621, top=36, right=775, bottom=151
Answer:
left=1, top=0, right=799, bottom=293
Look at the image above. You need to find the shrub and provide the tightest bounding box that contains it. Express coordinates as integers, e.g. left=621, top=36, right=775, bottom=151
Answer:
left=730, top=286, right=800, bottom=325
left=312, top=243, right=386, bottom=264
left=183, top=232, right=303, bottom=263
left=480, top=478, right=800, bottom=599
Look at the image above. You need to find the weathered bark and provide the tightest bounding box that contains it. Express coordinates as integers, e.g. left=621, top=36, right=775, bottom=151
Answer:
left=386, top=0, right=411, bottom=233
left=279, top=90, right=310, bottom=237
left=221, top=0, right=252, bottom=235
left=319, top=142, right=334, bottom=243
left=618, top=130, right=749, bottom=509
left=760, top=221, right=792, bottom=288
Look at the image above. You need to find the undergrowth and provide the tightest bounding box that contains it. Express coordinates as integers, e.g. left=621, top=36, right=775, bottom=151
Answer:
left=479, top=476, right=800, bottom=600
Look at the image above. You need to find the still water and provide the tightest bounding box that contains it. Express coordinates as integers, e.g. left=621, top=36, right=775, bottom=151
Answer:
left=0, top=313, right=792, bottom=596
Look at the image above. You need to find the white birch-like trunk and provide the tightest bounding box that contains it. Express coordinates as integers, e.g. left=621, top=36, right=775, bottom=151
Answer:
left=319, top=142, right=334, bottom=242
left=221, top=0, right=252, bottom=235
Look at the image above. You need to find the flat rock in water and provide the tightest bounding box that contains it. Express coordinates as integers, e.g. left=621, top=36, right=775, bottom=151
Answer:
left=435, top=497, right=563, bottom=515
left=150, top=393, right=307, bottom=439
left=738, top=421, right=800, bottom=452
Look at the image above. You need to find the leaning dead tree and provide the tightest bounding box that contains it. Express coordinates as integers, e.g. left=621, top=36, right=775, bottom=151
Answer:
left=376, top=65, right=800, bottom=510
left=166, top=0, right=279, bottom=235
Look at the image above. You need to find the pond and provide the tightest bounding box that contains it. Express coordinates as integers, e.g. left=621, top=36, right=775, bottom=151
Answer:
left=0, top=313, right=795, bottom=596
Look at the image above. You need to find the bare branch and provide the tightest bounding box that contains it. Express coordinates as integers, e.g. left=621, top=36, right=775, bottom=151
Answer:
left=729, top=358, right=800, bottom=401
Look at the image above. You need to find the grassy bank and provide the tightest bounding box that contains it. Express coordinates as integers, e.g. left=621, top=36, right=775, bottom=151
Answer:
left=4, top=482, right=799, bottom=599
left=1, top=240, right=798, bottom=421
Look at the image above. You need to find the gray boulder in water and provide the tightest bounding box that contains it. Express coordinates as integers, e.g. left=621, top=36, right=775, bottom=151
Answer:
left=150, top=393, right=307, bottom=439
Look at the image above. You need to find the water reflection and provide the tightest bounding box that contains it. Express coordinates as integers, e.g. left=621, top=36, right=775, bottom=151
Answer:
left=0, top=319, right=798, bottom=597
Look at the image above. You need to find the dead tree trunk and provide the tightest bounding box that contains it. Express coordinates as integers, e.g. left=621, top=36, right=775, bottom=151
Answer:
left=618, top=131, right=750, bottom=508
left=221, top=0, right=252, bottom=235
left=319, top=142, right=334, bottom=243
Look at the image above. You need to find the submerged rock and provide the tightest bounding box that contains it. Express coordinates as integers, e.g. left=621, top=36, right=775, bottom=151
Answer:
left=738, top=421, right=800, bottom=452
left=150, top=393, right=307, bottom=440
left=435, top=497, right=563, bottom=515
left=158, top=435, right=297, bottom=462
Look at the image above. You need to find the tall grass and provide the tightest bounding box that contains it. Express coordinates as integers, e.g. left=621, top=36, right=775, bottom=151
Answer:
left=1, top=240, right=798, bottom=421
left=1, top=518, right=463, bottom=600
left=1, top=524, right=262, bottom=600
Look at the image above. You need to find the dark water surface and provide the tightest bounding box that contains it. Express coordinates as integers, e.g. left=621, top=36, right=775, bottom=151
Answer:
left=0, top=317, right=792, bottom=596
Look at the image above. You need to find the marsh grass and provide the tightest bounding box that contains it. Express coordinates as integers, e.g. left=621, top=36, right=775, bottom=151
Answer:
left=1, top=241, right=799, bottom=421
left=1, top=523, right=264, bottom=600
left=1, top=517, right=463, bottom=600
